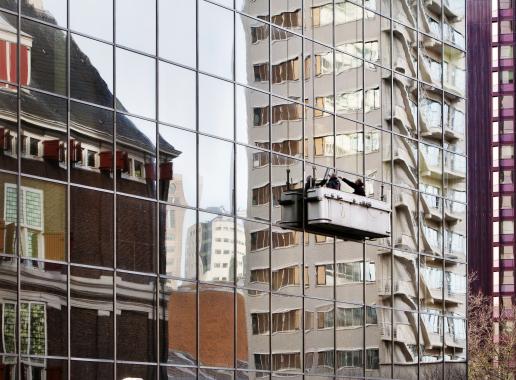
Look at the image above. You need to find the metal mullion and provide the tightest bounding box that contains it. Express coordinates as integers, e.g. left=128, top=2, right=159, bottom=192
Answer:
left=300, top=0, right=307, bottom=375
left=232, top=2, right=237, bottom=374
left=464, top=0, right=469, bottom=375
left=18, top=12, right=71, bottom=32
left=387, top=0, right=395, bottom=374
left=417, top=0, right=423, bottom=377
left=155, top=0, right=160, bottom=377
left=267, top=0, right=272, bottom=376
left=361, top=5, right=367, bottom=375
left=332, top=0, right=337, bottom=377
left=16, top=0, right=21, bottom=377
left=195, top=0, right=200, bottom=377
left=112, top=0, right=117, bottom=377
left=66, top=0, right=71, bottom=376
left=440, top=1, right=447, bottom=376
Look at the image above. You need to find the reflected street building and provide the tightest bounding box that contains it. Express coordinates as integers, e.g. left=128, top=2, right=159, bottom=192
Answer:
left=0, top=0, right=466, bottom=379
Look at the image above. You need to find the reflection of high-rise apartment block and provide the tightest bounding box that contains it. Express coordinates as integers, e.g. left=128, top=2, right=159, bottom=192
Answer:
left=241, top=0, right=466, bottom=378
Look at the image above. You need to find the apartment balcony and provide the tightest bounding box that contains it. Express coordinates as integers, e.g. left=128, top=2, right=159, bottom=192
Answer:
left=500, top=158, right=515, bottom=169
left=425, top=286, right=464, bottom=305
left=500, top=208, right=515, bottom=218
left=380, top=322, right=417, bottom=345
left=499, top=133, right=515, bottom=144
left=419, top=151, right=442, bottom=180
left=501, top=108, right=515, bottom=118
left=420, top=226, right=442, bottom=255
left=500, top=33, right=514, bottom=43
left=377, top=279, right=416, bottom=297
left=499, top=284, right=515, bottom=294
left=423, top=0, right=445, bottom=19
left=391, top=104, right=417, bottom=137
left=499, top=8, right=513, bottom=17
left=392, top=25, right=417, bottom=77
left=395, top=233, right=418, bottom=252
left=443, top=123, right=464, bottom=142
left=500, top=259, right=515, bottom=270
left=444, top=202, right=464, bottom=224
left=420, top=325, right=443, bottom=348
left=379, top=322, right=393, bottom=340
left=419, top=112, right=442, bottom=142
left=443, top=159, right=466, bottom=180
left=443, top=0, right=464, bottom=20
left=419, top=56, right=442, bottom=88
left=420, top=194, right=443, bottom=222
left=499, top=58, right=514, bottom=69
left=500, top=183, right=514, bottom=192
left=499, top=83, right=515, bottom=93
left=444, top=333, right=466, bottom=349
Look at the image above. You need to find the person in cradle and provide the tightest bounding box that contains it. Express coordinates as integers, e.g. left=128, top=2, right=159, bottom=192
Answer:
left=319, top=173, right=341, bottom=190
left=339, top=176, right=365, bottom=196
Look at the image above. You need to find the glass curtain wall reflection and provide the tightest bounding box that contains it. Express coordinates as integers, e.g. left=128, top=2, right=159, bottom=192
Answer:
left=0, top=0, right=466, bottom=379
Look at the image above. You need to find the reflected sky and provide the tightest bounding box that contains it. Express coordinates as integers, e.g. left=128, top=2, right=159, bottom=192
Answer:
left=70, top=0, right=113, bottom=41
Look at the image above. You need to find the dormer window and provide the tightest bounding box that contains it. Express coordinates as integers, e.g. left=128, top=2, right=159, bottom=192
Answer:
left=133, top=160, right=143, bottom=178
left=87, top=150, right=96, bottom=167
left=29, top=138, right=39, bottom=156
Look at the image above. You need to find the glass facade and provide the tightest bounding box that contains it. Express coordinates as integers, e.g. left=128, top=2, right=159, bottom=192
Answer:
left=0, top=0, right=466, bottom=379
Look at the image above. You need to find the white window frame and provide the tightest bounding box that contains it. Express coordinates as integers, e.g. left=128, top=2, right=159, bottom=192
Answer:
left=4, top=184, right=44, bottom=260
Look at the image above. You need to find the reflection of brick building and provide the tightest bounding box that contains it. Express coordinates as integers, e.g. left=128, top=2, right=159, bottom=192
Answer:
left=0, top=3, right=176, bottom=379
left=166, top=285, right=249, bottom=368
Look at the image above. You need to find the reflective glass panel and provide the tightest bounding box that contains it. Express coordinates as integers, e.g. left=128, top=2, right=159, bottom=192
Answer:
left=70, top=34, right=113, bottom=107
left=70, top=101, right=114, bottom=190
left=199, top=0, right=234, bottom=80
left=116, top=195, right=157, bottom=273
left=70, top=267, right=113, bottom=359
left=159, top=125, right=197, bottom=206
left=199, top=74, right=234, bottom=140
left=116, top=0, right=156, bottom=55
left=159, top=0, right=196, bottom=68
left=116, top=272, right=157, bottom=362
left=159, top=62, right=196, bottom=131
left=116, top=48, right=156, bottom=119
left=160, top=205, right=196, bottom=279
left=70, top=0, right=113, bottom=41
left=21, top=19, right=67, bottom=95
left=70, top=186, right=113, bottom=268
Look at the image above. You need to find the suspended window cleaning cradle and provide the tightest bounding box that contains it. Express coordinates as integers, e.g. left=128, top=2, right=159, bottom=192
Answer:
left=278, top=169, right=391, bottom=240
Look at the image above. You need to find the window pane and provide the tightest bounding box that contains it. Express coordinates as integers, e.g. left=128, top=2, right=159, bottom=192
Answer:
left=21, top=19, right=67, bottom=95
left=199, top=1, right=234, bottom=80
left=159, top=0, right=196, bottom=67
left=116, top=48, right=156, bottom=119
left=70, top=0, right=113, bottom=41
left=159, top=62, right=196, bottom=130
left=70, top=34, right=113, bottom=107
left=116, top=0, right=156, bottom=55
left=70, top=186, right=113, bottom=268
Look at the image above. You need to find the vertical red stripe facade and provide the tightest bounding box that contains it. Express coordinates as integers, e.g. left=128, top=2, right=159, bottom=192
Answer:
left=9, top=43, right=16, bottom=83
left=0, top=40, right=7, bottom=82
left=20, top=46, right=29, bottom=86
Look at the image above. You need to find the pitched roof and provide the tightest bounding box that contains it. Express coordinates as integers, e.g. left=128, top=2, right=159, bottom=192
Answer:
left=0, top=2, right=179, bottom=158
